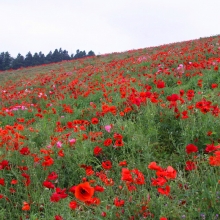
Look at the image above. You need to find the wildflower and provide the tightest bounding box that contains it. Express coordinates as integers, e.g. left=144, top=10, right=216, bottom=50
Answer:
left=56, top=141, right=62, bottom=148
left=94, top=185, right=105, bottom=192
left=75, top=182, right=94, bottom=202
left=114, top=139, right=124, bottom=147
left=156, top=166, right=177, bottom=179
left=151, top=177, right=167, bottom=186
left=211, top=83, right=218, bottom=89
left=42, top=156, right=54, bottom=167
left=157, top=185, right=170, bottom=196
left=0, top=178, right=5, bottom=186
left=185, top=161, right=197, bottom=171
left=54, top=216, right=63, bottom=220
left=103, top=138, right=112, bottom=146
left=119, top=160, right=127, bottom=166
left=93, top=146, right=103, bottom=156
left=207, top=131, right=212, bottom=136
left=186, top=144, right=198, bottom=154
left=167, top=94, right=179, bottom=102
left=121, top=168, right=133, bottom=182
left=101, top=212, right=107, bottom=217
left=156, top=81, right=165, bottom=89
left=43, top=181, right=55, bottom=189
left=85, top=197, right=100, bottom=206
left=205, top=143, right=217, bottom=153
left=148, top=162, right=162, bottom=171
left=69, top=138, right=76, bottom=145
left=69, top=200, right=78, bottom=210
left=132, top=168, right=145, bottom=185
left=102, top=160, right=112, bottom=170
left=47, top=171, right=58, bottom=181
left=11, top=179, right=18, bottom=185
left=114, top=197, right=125, bottom=207
left=19, top=147, right=30, bottom=155
left=104, top=125, right=112, bottom=133
left=50, top=188, right=68, bottom=202
left=22, top=201, right=30, bottom=211
left=91, top=118, right=99, bottom=125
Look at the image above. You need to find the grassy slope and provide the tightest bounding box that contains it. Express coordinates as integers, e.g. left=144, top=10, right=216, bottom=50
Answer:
left=0, top=35, right=220, bottom=219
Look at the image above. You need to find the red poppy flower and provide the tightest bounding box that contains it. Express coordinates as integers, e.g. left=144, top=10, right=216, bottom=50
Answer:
left=11, top=179, right=18, bottom=185
left=102, top=160, right=112, bottom=170
left=121, top=168, right=133, bottom=182
left=156, top=81, right=165, bottom=89
left=69, top=200, right=78, bottom=209
left=91, top=118, right=99, bottom=124
left=50, top=188, right=68, bottom=202
left=94, top=185, right=105, bottom=192
left=151, top=177, right=167, bottom=186
left=47, top=171, right=58, bottom=181
left=185, top=161, right=197, bottom=171
left=114, top=197, right=125, bottom=207
left=113, top=133, right=123, bottom=140
left=148, top=162, right=162, bottom=171
left=43, top=181, right=55, bottom=189
left=115, top=139, right=124, bottom=147
left=167, top=94, right=179, bottom=102
left=75, top=182, right=94, bottom=202
left=205, top=144, right=217, bottom=153
left=54, top=215, right=64, bottom=220
left=186, top=144, right=198, bottom=154
left=157, top=185, right=170, bottom=196
left=211, top=83, right=218, bottom=89
left=103, top=138, right=112, bottom=146
left=0, top=178, right=5, bottom=186
left=19, top=147, right=30, bottom=155
left=132, top=168, right=145, bottom=185
left=22, top=202, right=30, bottom=211
left=119, top=160, right=127, bottom=166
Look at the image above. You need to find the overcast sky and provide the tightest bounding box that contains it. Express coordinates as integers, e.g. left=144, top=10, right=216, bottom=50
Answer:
left=1, top=0, right=220, bottom=57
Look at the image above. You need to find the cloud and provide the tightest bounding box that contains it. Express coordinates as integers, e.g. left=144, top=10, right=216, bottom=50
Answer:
left=1, top=0, right=220, bottom=57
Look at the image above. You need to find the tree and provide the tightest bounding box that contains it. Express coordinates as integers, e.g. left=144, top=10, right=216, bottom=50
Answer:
left=87, top=50, right=95, bottom=56
left=45, top=51, right=52, bottom=63
left=74, top=50, right=86, bottom=59
left=3, top=52, right=12, bottom=70
left=11, top=53, right=24, bottom=69
left=38, top=52, right=45, bottom=65
left=62, top=50, right=70, bottom=60
left=24, top=52, right=33, bottom=67
left=32, top=53, right=40, bottom=66
left=0, top=52, right=4, bottom=70
left=52, top=49, right=62, bottom=62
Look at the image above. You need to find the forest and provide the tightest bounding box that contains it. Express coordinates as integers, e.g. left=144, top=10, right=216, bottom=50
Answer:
left=0, top=49, right=95, bottom=71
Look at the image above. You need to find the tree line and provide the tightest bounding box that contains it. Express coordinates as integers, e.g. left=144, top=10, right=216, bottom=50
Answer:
left=0, top=49, right=95, bottom=71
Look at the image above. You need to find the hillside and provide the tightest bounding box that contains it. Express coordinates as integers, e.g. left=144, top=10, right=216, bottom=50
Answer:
left=0, top=35, right=220, bottom=219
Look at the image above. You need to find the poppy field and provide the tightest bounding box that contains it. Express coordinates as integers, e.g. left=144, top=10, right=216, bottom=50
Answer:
left=0, top=35, right=220, bottom=219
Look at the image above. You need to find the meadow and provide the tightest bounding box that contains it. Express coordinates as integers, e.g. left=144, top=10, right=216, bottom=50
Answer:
left=0, top=35, right=220, bottom=220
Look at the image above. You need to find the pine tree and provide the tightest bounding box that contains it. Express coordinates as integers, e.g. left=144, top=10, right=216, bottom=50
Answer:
left=45, top=51, right=52, bottom=63
left=32, top=53, right=40, bottom=66
left=88, top=50, right=95, bottom=56
left=0, top=52, right=4, bottom=71
left=52, top=49, right=61, bottom=62
left=38, top=52, right=45, bottom=65
left=24, top=52, right=33, bottom=67
left=11, top=53, right=25, bottom=69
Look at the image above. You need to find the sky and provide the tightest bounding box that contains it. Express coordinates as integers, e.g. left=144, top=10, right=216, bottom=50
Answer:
left=1, top=0, right=220, bottom=58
